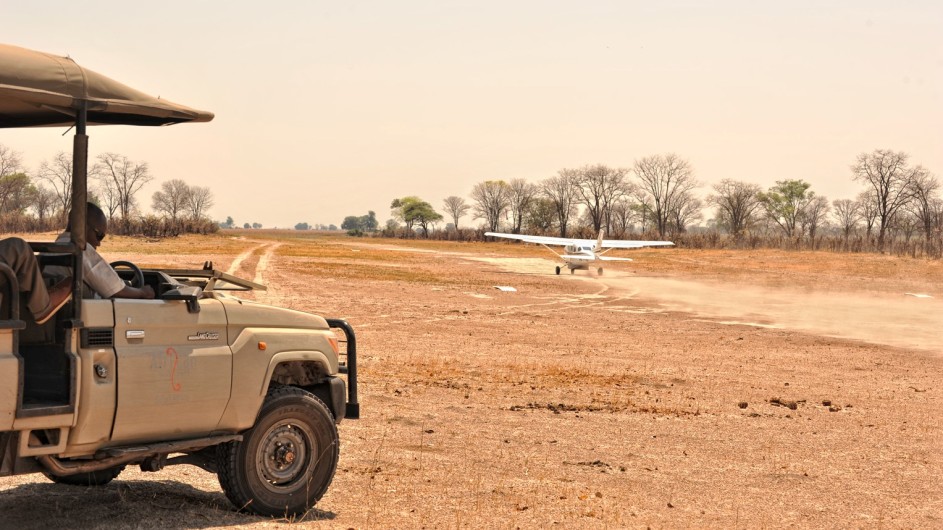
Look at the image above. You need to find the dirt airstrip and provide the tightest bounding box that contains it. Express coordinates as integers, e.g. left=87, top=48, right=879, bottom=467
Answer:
left=1, top=231, right=940, bottom=529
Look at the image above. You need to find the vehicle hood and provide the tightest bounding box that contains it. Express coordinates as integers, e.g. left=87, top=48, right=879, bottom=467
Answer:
left=218, top=297, right=330, bottom=331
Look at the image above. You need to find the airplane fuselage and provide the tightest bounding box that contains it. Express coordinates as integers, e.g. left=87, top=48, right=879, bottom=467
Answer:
left=484, top=230, right=673, bottom=276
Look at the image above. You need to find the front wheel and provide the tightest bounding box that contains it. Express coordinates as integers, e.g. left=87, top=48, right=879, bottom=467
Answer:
left=217, top=386, right=339, bottom=517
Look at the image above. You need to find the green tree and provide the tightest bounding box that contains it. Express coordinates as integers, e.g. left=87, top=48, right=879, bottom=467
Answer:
left=341, top=211, right=378, bottom=233
left=0, top=172, right=37, bottom=215
left=391, top=196, right=442, bottom=237
left=758, top=179, right=814, bottom=238
left=295, top=222, right=310, bottom=230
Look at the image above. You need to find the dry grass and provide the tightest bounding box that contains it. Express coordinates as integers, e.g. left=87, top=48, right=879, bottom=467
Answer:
left=1, top=230, right=941, bottom=528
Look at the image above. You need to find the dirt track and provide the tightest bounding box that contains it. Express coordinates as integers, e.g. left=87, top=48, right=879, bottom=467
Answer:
left=1, top=233, right=940, bottom=529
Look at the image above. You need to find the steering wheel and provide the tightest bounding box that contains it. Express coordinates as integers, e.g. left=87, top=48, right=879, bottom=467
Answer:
left=110, top=260, right=144, bottom=288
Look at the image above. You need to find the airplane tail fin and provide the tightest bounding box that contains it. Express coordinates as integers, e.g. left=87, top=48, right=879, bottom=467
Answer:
left=595, top=229, right=604, bottom=251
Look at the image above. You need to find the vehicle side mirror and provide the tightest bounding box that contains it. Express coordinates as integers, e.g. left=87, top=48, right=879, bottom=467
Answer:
left=161, top=285, right=203, bottom=313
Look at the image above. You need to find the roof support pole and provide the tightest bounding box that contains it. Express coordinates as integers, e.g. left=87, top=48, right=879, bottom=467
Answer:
left=69, top=102, right=88, bottom=319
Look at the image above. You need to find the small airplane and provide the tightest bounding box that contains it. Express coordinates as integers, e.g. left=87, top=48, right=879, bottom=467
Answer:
left=484, top=230, right=674, bottom=275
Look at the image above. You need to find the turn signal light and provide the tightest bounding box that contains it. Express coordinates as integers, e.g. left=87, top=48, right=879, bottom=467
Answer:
left=258, top=341, right=267, bottom=350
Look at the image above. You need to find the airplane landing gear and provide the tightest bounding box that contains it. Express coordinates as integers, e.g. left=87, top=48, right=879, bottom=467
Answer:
left=570, top=268, right=575, bottom=275
left=598, top=267, right=604, bottom=275
left=555, top=266, right=561, bottom=275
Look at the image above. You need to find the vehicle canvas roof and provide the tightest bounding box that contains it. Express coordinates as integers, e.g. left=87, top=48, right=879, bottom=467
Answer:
left=0, top=43, right=213, bottom=128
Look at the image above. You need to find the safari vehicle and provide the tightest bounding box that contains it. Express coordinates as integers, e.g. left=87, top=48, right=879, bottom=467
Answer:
left=0, top=44, right=359, bottom=517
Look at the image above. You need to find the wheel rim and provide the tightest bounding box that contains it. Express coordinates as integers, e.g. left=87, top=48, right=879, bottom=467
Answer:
left=255, top=420, right=317, bottom=492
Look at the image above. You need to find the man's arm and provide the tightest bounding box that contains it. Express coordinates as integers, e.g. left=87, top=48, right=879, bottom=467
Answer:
left=113, top=284, right=155, bottom=299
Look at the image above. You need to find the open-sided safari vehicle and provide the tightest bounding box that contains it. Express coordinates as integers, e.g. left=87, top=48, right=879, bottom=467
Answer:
left=0, top=44, right=359, bottom=517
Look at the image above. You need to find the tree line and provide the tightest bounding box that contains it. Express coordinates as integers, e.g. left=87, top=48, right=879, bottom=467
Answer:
left=344, top=149, right=942, bottom=258
left=0, top=143, right=217, bottom=236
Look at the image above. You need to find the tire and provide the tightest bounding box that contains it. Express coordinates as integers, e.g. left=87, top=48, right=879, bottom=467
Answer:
left=217, top=386, right=339, bottom=517
left=555, top=266, right=561, bottom=275
left=598, top=267, right=604, bottom=275
left=43, top=465, right=124, bottom=486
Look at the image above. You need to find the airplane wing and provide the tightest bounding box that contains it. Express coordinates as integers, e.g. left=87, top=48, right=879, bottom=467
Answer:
left=484, top=232, right=583, bottom=246
left=485, top=232, right=674, bottom=249
left=599, top=239, right=674, bottom=249
left=597, top=256, right=633, bottom=262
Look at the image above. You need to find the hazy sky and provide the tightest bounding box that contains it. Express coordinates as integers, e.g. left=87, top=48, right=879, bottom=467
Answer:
left=2, top=1, right=940, bottom=228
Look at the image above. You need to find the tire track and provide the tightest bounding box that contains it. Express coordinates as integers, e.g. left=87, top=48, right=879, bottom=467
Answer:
left=252, top=243, right=284, bottom=306
left=226, top=243, right=266, bottom=276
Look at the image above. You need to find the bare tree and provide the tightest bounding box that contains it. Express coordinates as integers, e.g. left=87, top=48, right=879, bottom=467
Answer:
left=706, top=179, right=763, bottom=238
left=633, top=154, right=699, bottom=238
left=36, top=151, right=74, bottom=217
left=574, top=164, right=629, bottom=234
left=96, top=181, right=122, bottom=219
left=609, top=196, right=638, bottom=238
left=32, top=186, right=57, bottom=225
left=856, top=190, right=878, bottom=241
left=851, top=149, right=923, bottom=249
left=186, top=185, right=214, bottom=220
left=0, top=144, right=22, bottom=177
left=800, top=195, right=830, bottom=245
left=909, top=171, right=940, bottom=246
left=470, top=180, right=510, bottom=232
left=506, top=178, right=538, bottom=234
left=152, top=179, right=191, bottom=222
left=541, top=170, right=579, bottom=237
left=671, top=192, right=703, bottom=233
left=94, top=153, right=153, bottom=221
left=442, top=196, right=470, bottom=230
left=831, top=199, right=860, bottom=242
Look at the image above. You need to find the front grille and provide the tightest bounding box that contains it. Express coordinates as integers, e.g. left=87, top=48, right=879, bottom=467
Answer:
left=82, top=328, right=114, bottom=347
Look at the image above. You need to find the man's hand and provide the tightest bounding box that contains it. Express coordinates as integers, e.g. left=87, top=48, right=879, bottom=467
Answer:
left=114, top=284, right=155, bottom=299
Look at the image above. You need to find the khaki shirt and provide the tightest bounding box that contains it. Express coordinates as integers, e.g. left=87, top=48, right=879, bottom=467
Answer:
left=55, top=232, right=126, bottom=298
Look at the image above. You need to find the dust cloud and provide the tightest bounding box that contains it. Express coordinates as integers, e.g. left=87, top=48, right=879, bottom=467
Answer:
left=602, top=271, right=942, bottom=353
left=477, top=256, right=943, bottom=354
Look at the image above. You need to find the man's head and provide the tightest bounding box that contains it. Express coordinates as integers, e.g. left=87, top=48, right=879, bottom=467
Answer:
left=85, top=202, right=107, bottom=248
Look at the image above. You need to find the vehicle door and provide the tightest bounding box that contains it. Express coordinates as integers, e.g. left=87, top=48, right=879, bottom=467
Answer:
left=110, top=297, right=231, bottom=444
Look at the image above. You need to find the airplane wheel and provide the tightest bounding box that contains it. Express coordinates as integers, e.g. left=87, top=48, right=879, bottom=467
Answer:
left=555, top=266, right=561, bottom=275
left=598, top=268, right=604, bottom=275
left=570, top=268, right=574, bottom=275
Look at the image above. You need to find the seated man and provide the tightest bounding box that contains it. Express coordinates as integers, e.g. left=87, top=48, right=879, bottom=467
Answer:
left=54, top=202, right=154, bottom=300
left=0, top=202, right=154, bottom=325
left=0, top=237, right=72, bottom=324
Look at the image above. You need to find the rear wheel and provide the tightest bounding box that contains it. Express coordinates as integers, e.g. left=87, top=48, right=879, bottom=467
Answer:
left=43, top=465, right=124, bottom=486
left=217, top=386, right=339, bottom=517
left=555, top=266, right=561, bottom=275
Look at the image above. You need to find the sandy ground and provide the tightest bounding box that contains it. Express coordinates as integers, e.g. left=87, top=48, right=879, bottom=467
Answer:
left=1, top=233, right=940, bottom=529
